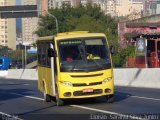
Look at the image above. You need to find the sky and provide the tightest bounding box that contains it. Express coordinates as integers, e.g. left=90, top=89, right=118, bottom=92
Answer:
left=16, top=0, right=21, bottom=5
left=16, top=0, right=21, bottom=29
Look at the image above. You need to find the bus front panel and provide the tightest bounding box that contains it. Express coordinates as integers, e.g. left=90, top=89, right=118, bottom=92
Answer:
left=57, top=69, right=114, bottom=99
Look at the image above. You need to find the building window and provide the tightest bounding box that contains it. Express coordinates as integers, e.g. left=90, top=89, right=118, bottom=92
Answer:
left=116, top=0, right=121, bottom=6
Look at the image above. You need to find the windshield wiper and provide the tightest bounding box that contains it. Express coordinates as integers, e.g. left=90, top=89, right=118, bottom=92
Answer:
left=88, top=58, right=104, bottom=69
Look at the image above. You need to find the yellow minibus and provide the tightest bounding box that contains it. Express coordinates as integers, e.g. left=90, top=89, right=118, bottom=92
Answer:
left=37, top=31, right=114, bottom=106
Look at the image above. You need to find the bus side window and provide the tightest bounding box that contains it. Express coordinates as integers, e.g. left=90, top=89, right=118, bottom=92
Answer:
left=48, top=48, right=55, bottom=57
left=37, top=43, right=42, bottom=65
left=37, top=41, right=54, bottom=68
left=46, top=43, right=52, bottom=67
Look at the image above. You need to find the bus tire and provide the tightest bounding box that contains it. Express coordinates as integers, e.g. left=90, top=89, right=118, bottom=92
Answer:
left=105, top=94, right=114, bottom=103
left=44, top=91, right=52, bottom=102
left=56, top=96, right=64, bottom=106
left=43, top=87, right=52, bottom=102
left=55, top=86, right=64, bottom=106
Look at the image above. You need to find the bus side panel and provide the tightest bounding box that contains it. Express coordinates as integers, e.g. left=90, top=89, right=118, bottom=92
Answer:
left=45, top=67, right=53, bottom=96
left=38, top=66, right=44, bottom=92
left=38, top=66, right=53, bottom=96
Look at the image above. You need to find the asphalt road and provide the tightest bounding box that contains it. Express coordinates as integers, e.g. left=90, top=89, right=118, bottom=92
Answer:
left=0, top=78, right=160, bottom=120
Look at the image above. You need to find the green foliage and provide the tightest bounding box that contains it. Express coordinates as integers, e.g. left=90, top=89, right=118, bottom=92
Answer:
left=35, top=5, right=118, bottom=46
left=0, top=45, right=12, bottom=56
left=112, top=46, right=136, bottom=67
left=0, top=45, right=22, bottom=61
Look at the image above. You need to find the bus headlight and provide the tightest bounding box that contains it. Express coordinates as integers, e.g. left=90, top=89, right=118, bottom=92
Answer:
left=60, top=81, right=73, bottom=87
left=102, top=77, right=112, bottom=84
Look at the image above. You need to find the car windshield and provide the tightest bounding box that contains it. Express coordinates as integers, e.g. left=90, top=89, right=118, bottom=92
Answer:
left=58, top=37, right=111, bottom=72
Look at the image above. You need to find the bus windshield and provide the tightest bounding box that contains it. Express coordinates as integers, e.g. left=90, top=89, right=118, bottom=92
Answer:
left=58, top=37, right=111, bottom=72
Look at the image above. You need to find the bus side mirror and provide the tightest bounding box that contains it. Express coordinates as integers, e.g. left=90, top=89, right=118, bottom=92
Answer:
left=110, top=46, right=115, bottom=54
left=48, top=48, right=55, bottom=57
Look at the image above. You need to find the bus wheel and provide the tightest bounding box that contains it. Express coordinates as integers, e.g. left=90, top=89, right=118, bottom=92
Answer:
left=56, top=96, right=64, bottom=106
left=55, top=87, right=64, bottom=106
left=105, top=94, right=114, bottom=103
left=44, top=91, right=51, bottom=102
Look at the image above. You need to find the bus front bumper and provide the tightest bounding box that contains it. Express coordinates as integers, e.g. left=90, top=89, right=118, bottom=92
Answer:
left=58, top=81, right=114, bottom=99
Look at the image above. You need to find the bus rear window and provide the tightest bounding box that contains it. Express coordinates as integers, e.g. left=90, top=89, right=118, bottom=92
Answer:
left=0, top=59, right=2, bottom=64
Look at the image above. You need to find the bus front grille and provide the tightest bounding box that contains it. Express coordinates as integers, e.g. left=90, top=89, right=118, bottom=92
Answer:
left=73, top=89, right=102, bottom=96
left=73, top=82, right=102, bottom=87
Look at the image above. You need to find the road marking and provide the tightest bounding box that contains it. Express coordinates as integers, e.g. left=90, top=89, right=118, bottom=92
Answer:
left=7, top=92, right=159, bottom=120
left=10, top=92, right=44, bottom=101
left=0, top=112, right=23, bottom=120
left=116, top=93, right=160, bottom=101
left=23, top=84, right=30, bottom=86
left=8, top=92, right=144, bottom=120
left=7, top=92, right=145, bottom=119
left=70, top=105, right=144, bottom=120
left=130, top=95, right=160, bottom=101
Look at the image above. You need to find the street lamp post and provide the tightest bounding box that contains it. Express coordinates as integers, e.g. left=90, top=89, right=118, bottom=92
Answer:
left=45, top=12, right=59, bottom=34
left=38, top=10, right=59, bottom=34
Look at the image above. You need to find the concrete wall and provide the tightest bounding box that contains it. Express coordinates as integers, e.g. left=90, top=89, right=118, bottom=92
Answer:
left=0, top=68, right=160, bottom=88
left=2, top=69, right=38, bottom=80
left=114, top=68, right=160, bottom=89
left=0, top=70, right=8, bottom=78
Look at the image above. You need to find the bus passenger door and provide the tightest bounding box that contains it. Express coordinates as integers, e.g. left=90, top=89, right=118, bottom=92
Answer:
left=49, top=43, right=56, bottom=96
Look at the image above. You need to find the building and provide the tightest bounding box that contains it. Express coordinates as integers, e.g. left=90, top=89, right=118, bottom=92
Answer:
left=118, top=15, right=160, bottom=68
left=106, top=0, right=116, bottom=16
left=90, top=0, right=143, bottom=18
left=92, top=0, right=116, bottom=16
left=116, top=0, right=143, bottom=19
left=92, top=0, right=107, bottom=13
left=41, top=0, right=144, bottom=18
left=22, top=0, right=38, bottom=45
left=0, top=0, right=16, bottom=50
left=143, top=0, right=160, bottom=17
left=42, top=0, right=92, bottom=9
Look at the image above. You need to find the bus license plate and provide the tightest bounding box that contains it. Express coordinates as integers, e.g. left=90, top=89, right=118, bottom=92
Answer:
left=83, top=88, right=93, bottom=93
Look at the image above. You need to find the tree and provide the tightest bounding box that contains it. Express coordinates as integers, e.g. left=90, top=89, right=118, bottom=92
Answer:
left=112, top=46, right=136, bottom=67
left=0, top=45, right=12, bottom=56
left=35, top=5, right=118, bottom=46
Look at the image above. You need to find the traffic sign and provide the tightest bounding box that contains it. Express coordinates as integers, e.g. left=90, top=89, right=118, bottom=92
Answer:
left=0, top=5, right=38, bottom=18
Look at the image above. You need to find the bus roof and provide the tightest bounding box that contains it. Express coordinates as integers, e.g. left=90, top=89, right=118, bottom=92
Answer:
left=37, top=31, right=106, bottom=41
